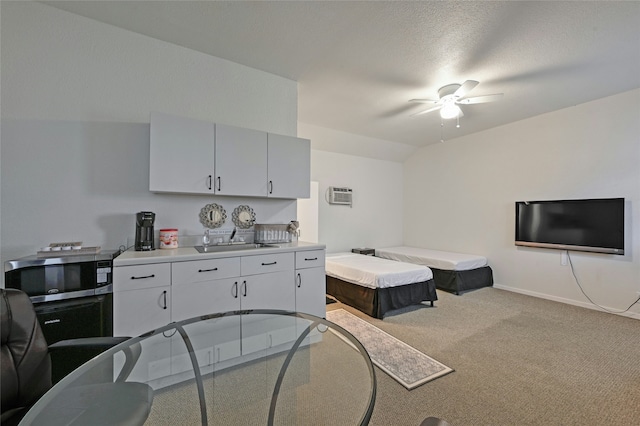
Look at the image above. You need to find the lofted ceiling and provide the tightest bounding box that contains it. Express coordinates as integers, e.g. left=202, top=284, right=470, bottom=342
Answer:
left=43, top=1, right=640, bottom=148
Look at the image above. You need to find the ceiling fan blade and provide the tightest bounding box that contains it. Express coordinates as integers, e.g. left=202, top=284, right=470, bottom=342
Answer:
left=453, top=80, right=479, bottom=98
left=457, top=93, right=504, bottom=104
left=411, top=105, right=442, bottom=117
left=408, top=98, right=440, bottom=104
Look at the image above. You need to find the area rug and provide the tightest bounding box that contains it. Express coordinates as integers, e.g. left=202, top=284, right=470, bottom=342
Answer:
left=326, top=309, right=453, bottom=390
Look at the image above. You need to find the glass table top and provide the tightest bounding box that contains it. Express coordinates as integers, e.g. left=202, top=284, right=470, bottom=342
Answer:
left=21, top=310, right=376, bottom=426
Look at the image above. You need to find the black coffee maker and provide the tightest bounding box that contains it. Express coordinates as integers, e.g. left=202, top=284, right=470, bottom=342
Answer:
left=135, top=211, right=156, bottom=251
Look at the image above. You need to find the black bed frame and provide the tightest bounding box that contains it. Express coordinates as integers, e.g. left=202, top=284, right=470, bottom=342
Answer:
left=326, top=275, right=437, bottom=319
left=431, top=266, right=493, bottom=295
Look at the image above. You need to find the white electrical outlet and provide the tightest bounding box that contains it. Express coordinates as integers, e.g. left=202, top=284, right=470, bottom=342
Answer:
left=561, top=251, right=568, bottom=266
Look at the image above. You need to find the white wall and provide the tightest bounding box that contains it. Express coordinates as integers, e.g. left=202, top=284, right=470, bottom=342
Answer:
left=0, top=2, right=299, bottom=271
left=404, top=89, right=640, bottom=318
left=300, top=124, right=404, bottom=253
left=301, top=122, right=417, bottom=163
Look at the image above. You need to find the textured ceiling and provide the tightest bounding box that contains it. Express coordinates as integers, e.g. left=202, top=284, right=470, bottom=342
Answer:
left=44, top=1, right=640, bottom=148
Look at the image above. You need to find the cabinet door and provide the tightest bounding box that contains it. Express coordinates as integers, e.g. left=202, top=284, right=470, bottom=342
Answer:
left=215, top=123, right=268, bottom=197
left=267, top=133, right=310, bottom=199
left=149, top=112, right=215, bottom=194
left=113, top=286, right=171, bottom=337
left=241, top=315, right=298, bottom=357
left=113, top=286, right=172, bottom=382
left=240, top=270, right=297, bottom=357
left=296, top=267, right=326, bottom=318
left=240, top=270, right=295, bottom=311
left=172, top=278, right=240, bottom=322
left=172, top=309, right=242, bottom=375
left=171, top=278, right=243, bottom=375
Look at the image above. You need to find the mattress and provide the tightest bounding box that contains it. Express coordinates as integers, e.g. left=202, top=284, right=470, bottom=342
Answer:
left=325, top=253, right=433, bottom=289
left=375, top=246, right=488, bottom=271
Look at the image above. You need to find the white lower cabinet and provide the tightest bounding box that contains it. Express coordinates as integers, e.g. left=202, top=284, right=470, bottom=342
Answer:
left=295, top=249, right=326, bottom=318
left=171, top=257, right=243, bottom=375
left=170, top=315, right=242, bottom=376
left=241, top=315, right=298, bottom=356
left=169, top=255, right=296, bottom=375
left=295, top=267, right=326, bottom=318
left=113, top=247, right=325, bottom=383
left=113, top=263, right=172, bottom=383
left=239, top=270, right=295, bottom=311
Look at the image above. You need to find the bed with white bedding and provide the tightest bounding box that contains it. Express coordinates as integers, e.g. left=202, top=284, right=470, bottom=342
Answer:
left=325, top=253, right=437, bottom=319
left=375, top=246, right=493, bottom=294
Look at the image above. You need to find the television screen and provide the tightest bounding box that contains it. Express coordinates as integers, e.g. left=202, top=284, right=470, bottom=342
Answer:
left=515, top=198, right=624, bottom=255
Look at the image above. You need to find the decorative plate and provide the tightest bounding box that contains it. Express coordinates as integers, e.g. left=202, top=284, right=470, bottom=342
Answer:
left=199, top=203, right=227, bottom=228
left=232, top=205, right=256, bottom=229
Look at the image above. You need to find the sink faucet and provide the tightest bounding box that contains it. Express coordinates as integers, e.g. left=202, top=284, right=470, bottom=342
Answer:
left=202, top=229, right=211, bottom=247
left=229, top=227, right=237, bottom=243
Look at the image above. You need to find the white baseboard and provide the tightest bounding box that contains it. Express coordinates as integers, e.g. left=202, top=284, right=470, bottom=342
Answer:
left=493, top=283, right=640, bottom=321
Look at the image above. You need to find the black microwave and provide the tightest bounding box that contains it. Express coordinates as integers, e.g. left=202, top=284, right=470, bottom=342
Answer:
left=4, top=250, right=120, bottom=303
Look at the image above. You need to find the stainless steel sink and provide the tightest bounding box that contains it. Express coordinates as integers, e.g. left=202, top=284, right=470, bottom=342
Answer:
left=194, top=243, right=278, bottom=253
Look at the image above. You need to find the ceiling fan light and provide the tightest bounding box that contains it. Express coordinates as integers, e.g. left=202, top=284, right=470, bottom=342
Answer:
left=440, top=102, right=461, bottom=119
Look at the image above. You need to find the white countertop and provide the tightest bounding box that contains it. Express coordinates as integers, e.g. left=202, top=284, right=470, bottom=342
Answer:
left=114, top=241, right=325, bottom=266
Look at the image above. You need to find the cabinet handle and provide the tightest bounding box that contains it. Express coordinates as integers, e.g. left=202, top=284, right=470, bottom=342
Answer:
left=305, top=257, right=318, bottom=261
left=131, top=274, right=155, bottom=280
left=261, top=261, right=277, bottom=266
left=268, top=334, right=273, bottom=348
left=242, top=280, right=247, bottom=297
left=162, top=290, right=167, bottom=310
left=198, top=267, right=218, bottom=273
left=217, top=176, right=221, bottom=191
left=297, top=273, right=302, bottom=288
left=207, top=175, right=212, bottom=190
left=232, top=282, right=238, bottom=298
left=268, top=180, right=273, bottom=194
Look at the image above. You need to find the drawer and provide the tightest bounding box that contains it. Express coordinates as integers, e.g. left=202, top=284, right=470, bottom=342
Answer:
left=241, top=252, right=294, bottom=276
left=113, top=263, right=171, bottom=291
left=172, top=257, right=241, bottom=284
left=295, top=250, right=325, bottom=269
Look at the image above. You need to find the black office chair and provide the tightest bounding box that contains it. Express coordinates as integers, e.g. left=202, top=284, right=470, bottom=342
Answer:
left=1, top=288, right=153, bottom=426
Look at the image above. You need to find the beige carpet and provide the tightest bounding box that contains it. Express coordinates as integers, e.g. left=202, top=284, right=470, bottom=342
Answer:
left=143, top=288, right=639, bottom=425
left=328, top=287, right=640, bottom=426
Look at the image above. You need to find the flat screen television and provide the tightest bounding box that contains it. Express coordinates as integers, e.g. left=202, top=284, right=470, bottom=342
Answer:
left=515, top=198, right=624, bottom=255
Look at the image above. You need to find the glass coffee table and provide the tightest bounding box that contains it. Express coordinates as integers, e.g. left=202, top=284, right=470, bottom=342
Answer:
left=21, top=310, right=376, bottom=425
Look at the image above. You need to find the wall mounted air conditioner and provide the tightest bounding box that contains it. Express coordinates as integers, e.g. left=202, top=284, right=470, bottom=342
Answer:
left=328, top=187, right=353, bottom=206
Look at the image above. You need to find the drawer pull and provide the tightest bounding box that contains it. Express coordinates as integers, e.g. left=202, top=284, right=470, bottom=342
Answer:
left=261, top=261, right=277, bottom=266
left=131, top=274, right=155, bottom=280
left=305, top=257, right=318, bottom=261
left=198, top=267, right=219, bottom=273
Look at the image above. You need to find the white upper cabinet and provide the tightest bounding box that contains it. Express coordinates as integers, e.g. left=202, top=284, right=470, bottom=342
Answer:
left=267, top=133, right=310, bottom=199
left=214, top=124, right=268, bottom=197
left=149, top=112, right=310, bottom=199
left=150, top=112, right=215, bottom=194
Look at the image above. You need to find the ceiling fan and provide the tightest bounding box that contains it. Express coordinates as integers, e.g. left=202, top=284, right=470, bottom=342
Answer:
left=409, top=80, right=503, bottom=119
